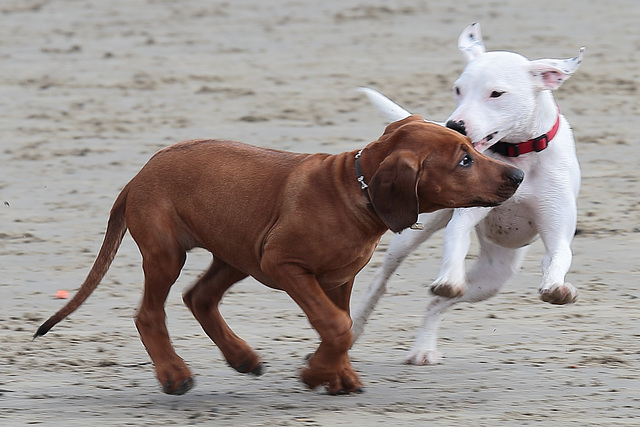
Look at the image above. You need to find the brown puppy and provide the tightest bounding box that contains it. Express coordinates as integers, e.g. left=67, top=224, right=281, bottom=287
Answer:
left=35, top=115, right=523, bottom=395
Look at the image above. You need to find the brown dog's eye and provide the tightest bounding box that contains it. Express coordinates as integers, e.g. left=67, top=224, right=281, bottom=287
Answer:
left=459, top=154, right=474, bottom=167
left=490, top=90, right=505, bottom=98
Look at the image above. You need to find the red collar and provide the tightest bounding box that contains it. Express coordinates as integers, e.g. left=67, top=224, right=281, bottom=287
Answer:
left=490, top=112, right=561, bottom=157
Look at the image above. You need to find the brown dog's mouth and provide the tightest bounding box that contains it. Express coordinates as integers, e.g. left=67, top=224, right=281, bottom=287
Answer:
left=497, top=184, right=518, bottom=199
left=472, top=187, right=518, bottom=207
left=471, top=199, right=503, bottom=208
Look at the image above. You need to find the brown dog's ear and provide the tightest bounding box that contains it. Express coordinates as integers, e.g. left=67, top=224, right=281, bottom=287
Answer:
left=368, top=152, right=420, bottom=232
left=382, top=115, right=425, bottom=136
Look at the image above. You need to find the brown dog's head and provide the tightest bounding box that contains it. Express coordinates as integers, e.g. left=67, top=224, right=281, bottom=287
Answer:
left=365, top=115, right=524, bottom=232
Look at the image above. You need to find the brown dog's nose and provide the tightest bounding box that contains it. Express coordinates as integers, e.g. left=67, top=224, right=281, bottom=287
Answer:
left=508, top=168, right=525, bottom=187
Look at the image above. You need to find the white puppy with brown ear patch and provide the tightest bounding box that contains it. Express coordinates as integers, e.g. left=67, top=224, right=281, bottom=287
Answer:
left=353, top=23, right=585, bottom=365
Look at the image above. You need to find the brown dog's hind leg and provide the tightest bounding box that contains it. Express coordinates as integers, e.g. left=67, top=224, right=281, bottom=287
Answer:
left=134, top=247, right=193, bottom=395
left=183, top=259, right=263, bottom=376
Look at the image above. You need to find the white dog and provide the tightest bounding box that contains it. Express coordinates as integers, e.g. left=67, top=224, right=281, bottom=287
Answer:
left=352, top=23, right=585, bottom=365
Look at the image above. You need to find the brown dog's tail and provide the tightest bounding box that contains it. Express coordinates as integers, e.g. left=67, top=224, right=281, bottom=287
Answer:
left=33, top=185, right=130, bottom=340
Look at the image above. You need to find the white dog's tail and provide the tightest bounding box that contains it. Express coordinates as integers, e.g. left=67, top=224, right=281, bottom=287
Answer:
left=357, top=87, right=412, bottom=123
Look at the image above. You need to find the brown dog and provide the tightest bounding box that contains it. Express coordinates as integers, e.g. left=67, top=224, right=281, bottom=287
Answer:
left=34, top=115, right=523, bottom=395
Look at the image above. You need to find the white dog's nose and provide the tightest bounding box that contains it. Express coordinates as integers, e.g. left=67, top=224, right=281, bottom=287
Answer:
left=446, top=120, right=467, bottom=136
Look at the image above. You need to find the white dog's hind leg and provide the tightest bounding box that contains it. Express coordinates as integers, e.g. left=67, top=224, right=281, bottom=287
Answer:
left=407, top=239, right=528, bottom=365
left=406, top=296, right=457, bottom=365
left=351, top=210, right=451, bottom=345
left=462, top=236, right=528, bottom=303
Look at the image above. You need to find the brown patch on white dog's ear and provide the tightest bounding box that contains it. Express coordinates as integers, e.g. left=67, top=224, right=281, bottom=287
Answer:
left=382, top=115, right=425, bottom=136
left=368, top=152, right=420, bottom=232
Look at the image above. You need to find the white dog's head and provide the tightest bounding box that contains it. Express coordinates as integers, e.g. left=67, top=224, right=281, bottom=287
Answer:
left=446, top=23, right=585, bottom=151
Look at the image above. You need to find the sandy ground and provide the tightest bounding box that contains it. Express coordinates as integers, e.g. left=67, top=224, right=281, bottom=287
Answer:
left=1, top=0, right=639, bottom=425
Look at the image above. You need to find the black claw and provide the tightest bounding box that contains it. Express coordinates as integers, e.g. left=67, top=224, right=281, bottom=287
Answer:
left=174, top=378, right=194, bottom=395
left=162, top=377, right=194, bottom=395
left=328, top=386, right=364, bottom=395
left=250, top=363, right=264, bottom=377
left=229, top=360, right=264, bottom=376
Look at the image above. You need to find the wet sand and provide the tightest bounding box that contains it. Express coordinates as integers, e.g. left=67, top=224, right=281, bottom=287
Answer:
left=1, top=0, right=639, bottom=425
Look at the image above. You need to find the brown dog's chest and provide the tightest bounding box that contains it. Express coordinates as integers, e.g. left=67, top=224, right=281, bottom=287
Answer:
left=257, top=227, right=381, bottom=291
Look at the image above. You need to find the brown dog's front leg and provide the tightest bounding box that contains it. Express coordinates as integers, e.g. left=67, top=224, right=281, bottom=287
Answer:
left=272, top=267, right=362, bottom=394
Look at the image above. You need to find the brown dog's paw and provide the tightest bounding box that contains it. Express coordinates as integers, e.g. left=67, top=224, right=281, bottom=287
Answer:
left=300, top=359, right=363, bottom=395
left=325, top=369, right=364, bottom=395
left=156, top=361, right=195, bottom=395
left=162, top=376, right=195, bottom=395
left=430, top=282, right=466, bottom=298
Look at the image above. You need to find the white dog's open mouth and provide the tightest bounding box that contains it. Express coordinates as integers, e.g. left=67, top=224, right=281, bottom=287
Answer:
left=473, top=131, right=499, bottom=152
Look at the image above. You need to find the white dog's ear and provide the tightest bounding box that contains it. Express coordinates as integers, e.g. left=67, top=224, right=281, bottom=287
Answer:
left=458, top=22, right=486, bottom=62
left=529, top=47, right=585, bottom=90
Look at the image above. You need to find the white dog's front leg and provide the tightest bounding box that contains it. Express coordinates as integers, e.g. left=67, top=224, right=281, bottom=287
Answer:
left=536, top=201, right=579, bottom=305
left=538, top=232, right=578, bottom=304
left=431, top=207, right=490, bottom=298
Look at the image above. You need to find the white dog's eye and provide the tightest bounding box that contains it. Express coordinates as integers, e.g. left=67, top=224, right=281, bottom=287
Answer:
left=490, top=90, right=505, bottom=98
left=454, top=86, right=461, bottom=96
left=459, top=154, right=474, bottom=167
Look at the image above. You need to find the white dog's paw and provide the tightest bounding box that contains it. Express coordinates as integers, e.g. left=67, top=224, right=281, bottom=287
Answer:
left=405, top=348, right=442, bottom=365
left=430, top=281, right=466, bottom=298
left=539, top=282, right=578, bottom=305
